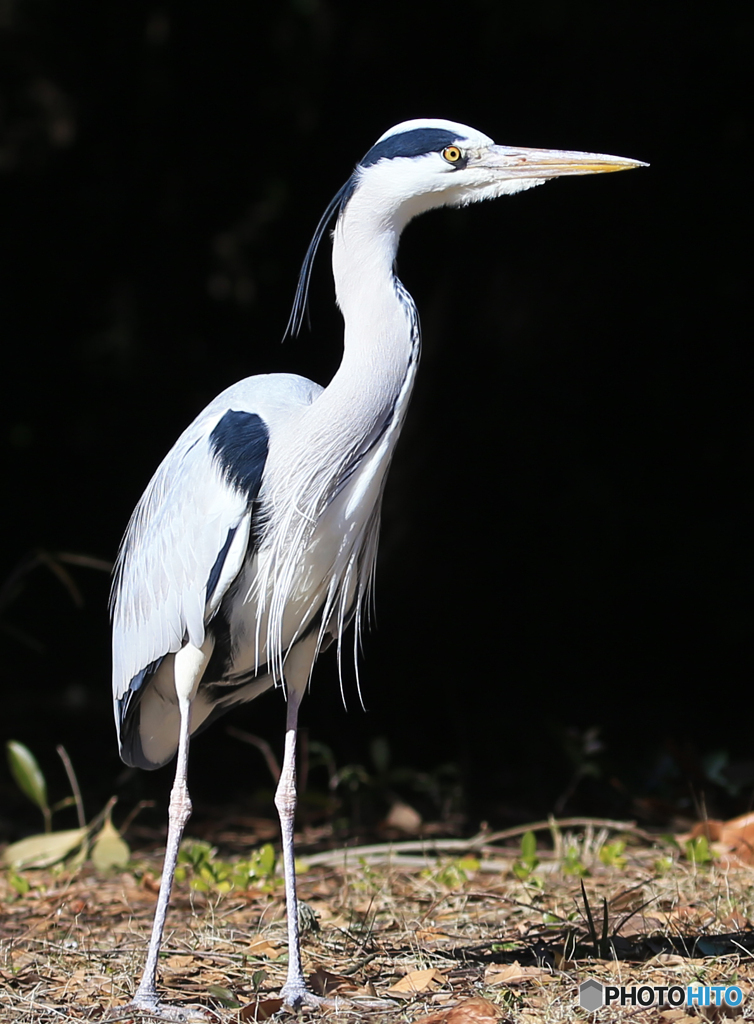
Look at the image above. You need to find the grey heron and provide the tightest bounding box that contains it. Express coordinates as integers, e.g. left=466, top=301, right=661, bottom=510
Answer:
left=111, top=118, right=645, bottom=1014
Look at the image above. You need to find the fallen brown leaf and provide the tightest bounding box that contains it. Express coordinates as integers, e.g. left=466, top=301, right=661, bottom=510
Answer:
left=484, top=961, right=549, bottom=986
left=239, top=997, right=284, bottom=1021
left=164, top=954, right=195, bottom=970
left=247, top=937, right=284, bottom=959
left=447, top=997, right=506, bottom=1023
left=384, top=800, right=423, bottom=832
left=415, top=926, right=451, bottom=944
left=387, top=967, right=445, bottom=996
left=308, top=966, right=359, bottom=995
left=682, top=811, right=754, bottom=863
left=412, top=996, right=505, bottom=1024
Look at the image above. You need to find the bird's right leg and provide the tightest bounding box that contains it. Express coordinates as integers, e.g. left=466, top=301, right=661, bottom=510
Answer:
left=125, top=642, right=212, bottom=1021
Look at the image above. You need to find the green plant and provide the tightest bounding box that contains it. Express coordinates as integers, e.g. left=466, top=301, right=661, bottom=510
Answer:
left=562, top=845, right=589, bottom=877
left=512, top=831, right=539, bottom=880
left=599, top=840, right=627, bottom=870
left=422, top=856, right=480, bottom=888
left=175, top=839, right=277, bottom=893
left=6, top=741, right=53, bottom=832
left=3, top=742, right=130, bottom=874
left=685, top=835, right=714, bottom=866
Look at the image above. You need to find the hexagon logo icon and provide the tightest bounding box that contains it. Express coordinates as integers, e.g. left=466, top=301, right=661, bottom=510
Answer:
left=579, top=978, right=604, bottom=1011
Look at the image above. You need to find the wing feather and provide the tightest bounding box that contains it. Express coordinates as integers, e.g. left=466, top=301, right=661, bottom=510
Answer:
left=111, top=412, right=263, bottom=705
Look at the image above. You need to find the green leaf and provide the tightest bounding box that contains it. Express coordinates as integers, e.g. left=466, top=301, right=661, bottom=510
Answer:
left=685, top=835, right=713, bottom=865
left=2, top=828, right=88, bottom=869
left=7, top=870, right=31, bottom=895
left=520, top=831, right=537, bottom=862
left=6, top=742, right=48, bottom=813
left=207, top=985, right=241, bottom=1008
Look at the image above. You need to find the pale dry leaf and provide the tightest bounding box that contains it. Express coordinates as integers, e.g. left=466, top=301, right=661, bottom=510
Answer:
left=2, top=827, right=89, bottom=869
left=91, top=818, right=130, bottom=871
left=484, top=960, right=549, bottom=986
left=248, top=938, right=284, bottom=958
left=387, top=967, right=445, bottom=995
left=164, top=954, right=196, bottom=970
left=385, top=800, right=423, bottom=832
left=415, top=927, right=451, bottom=944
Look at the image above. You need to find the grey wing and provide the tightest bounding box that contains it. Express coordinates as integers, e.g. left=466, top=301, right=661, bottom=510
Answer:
left=110, top=405, right=269, bottom=751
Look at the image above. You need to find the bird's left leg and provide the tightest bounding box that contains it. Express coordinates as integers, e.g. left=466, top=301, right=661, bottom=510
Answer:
left=125, top=641, right=213, bottom=1021
left=276, top=681, right=312, bottom=1008
left=275, top=659, right=327, bottom=1010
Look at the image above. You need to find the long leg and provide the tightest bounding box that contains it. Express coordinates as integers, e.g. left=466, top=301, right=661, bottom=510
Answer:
left=275, top=683, right=308, bottom=1006
left=276, top=681, right=327, bottom=1009
left=126, top=642, right=211, bottom=1021
left=127, top=693, right=193, bottom=1018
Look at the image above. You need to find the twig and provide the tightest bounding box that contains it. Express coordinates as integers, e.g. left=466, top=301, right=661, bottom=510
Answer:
left=300, top=816, right=661, bottom=868
left=56, top=551, right=113, bottom=572
left=482, top=817, right=658, bottom=845
left=57, top=745, right=86, bottom=828
left=118, top=799, right=157, bottom=836
left=226, top=726, right=281, bottom=783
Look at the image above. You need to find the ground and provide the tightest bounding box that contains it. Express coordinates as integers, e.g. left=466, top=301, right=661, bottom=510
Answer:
left=2, top=819, right=753, bottom=1023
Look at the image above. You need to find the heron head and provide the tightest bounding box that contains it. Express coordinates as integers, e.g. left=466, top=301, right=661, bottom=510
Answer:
left=286, top=119, right=646, bottom=336
left=355, top=118, right=647, bottom=219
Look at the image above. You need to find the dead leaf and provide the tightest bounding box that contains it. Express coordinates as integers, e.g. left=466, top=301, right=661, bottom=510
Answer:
left=413, top=996, right=505, bottom=1024
left=91, top=818, right=130, bottom=871
left=2, top=828, right=89, bottom=869
left=722, top=909, right=749, bottom=929
left=387, top=967, right=445, bottom=996
left=239, top=998, right=284, bottom=1021
left=164, top=954, right=195, bottom=970
left=681, top=811, right=754, bottom=863
left=415, top=927, right=451, bottom=944
left=385, top=800, right=423, bottom=832
left=308, top=967, right=359, bottom=995
left=447, top=997, right=505, bottom=1023
left=484, top=960, right=549, bottom=986
left=247, top=938, right=284, bottom=959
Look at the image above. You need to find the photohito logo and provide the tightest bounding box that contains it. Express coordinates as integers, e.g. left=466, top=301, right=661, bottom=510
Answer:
left=578, top=978, right=743, bottom=1011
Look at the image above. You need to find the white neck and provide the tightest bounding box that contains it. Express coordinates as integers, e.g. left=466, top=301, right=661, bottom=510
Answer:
left=300, top=179, right=418, bottom=459
left=265, top=177, right=421, bottom=525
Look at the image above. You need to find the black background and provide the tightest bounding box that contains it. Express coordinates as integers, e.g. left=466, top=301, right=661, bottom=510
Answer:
left=1, top=1, right=751, bottom=838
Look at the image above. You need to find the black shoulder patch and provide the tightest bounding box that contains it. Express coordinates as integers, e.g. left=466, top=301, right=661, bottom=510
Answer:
left=361, top=127, right=460, bottom=168
left=210, top=410, right=269, bottom=500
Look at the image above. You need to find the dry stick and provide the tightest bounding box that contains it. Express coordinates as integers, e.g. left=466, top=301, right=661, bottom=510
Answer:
left=56, top=745, right=86, bottom=829
left=301, top=817, right=660, bottom=868
left=482, top=817, right=657, bottom=845
left=118, top=799, right=157, bottom=836
left=226, top=726, right=281, bottom=783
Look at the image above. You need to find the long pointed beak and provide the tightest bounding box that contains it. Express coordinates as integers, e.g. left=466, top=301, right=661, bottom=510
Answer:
left=479, top=144, right=648, bottom=178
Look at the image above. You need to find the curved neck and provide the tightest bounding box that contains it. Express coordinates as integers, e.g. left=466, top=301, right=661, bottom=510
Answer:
left=268, top=184, right=419, bottom=510
left=330, top=185, right=416, bottom=405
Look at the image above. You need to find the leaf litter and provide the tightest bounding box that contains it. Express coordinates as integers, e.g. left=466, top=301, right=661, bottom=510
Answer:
left=1, top=818, right=754, bottom=1022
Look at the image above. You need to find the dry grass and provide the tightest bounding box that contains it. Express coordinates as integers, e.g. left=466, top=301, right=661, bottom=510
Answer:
left=2, top=822, right=754, bottom=1022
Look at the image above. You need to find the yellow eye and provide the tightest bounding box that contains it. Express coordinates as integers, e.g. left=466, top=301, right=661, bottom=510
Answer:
left=442, top=146, right=462, bottom=164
